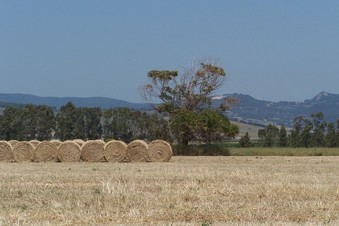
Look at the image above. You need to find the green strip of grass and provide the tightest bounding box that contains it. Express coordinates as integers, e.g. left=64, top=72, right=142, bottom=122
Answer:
left=173, top=144, right=339, bottom=156
left=229, top=147, right=339, bottom=156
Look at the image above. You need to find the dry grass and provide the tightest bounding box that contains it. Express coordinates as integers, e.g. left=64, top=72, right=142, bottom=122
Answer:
left=0, top=156, right=338, bottom=225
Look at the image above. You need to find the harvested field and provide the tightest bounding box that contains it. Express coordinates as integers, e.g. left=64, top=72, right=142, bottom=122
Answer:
left=0, top=156, right=338, bottom=225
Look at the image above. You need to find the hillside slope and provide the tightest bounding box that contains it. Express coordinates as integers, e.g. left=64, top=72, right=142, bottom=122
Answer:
left=219, top=91, right=339, bottom=126
left=0, top=93, right=151, bottom=110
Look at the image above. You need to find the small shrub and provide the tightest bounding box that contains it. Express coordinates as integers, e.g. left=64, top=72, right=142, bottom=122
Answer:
left=239, top=132, right=252, bottom=147
left=173, top=144, right=230, bottom=156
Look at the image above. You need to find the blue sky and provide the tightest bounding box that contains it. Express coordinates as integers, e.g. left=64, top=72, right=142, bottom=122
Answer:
left=1, top=1, right=338, bottom=103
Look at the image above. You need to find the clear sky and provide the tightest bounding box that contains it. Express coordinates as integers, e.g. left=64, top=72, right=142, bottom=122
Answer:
left=1, top=0, right=338, bottom=103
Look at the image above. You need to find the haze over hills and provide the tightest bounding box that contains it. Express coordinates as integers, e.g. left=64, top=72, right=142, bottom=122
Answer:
left=0, top=93, right=151, bottom=110
left=0, top=92, right=338, bottom=127
left=219, top=91, right=339, bottom=127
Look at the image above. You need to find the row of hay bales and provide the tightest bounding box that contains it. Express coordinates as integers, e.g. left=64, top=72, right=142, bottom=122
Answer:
left=0, top=139, right=172, bottom=162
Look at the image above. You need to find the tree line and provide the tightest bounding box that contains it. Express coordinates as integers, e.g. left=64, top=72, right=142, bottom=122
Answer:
left=0, top=102, right=170, bottom=142
left=240, top=112, right=339, bottom=148
left=0, top=101, right=237, bottom=146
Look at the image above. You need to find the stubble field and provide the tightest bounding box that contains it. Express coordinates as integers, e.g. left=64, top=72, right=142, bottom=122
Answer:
left=1, top=156, right=339, bottom=225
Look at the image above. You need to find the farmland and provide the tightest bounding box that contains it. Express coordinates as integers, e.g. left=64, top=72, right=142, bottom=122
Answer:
left=1, top=156, right=338, bottom=225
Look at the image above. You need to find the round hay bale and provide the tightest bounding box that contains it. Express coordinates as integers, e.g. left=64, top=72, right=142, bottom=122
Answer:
left=34, top=141, right=58, bottom=162
left=8, top=140, right=19, bottom=147
left=104, top=140, right=127, bottom=162
left=0, top=141, right=13, bottom=162
left=57, top=141, right=81, bottom=162
left=30, top=140, right=41, bottom=148
left=50, top=140, right=62, bottom=147
left=125, top=140, right=149, bottom=162
left=73, top=139, right=85, bottom=147
left=12, top=141, right=34, bottom=162
left=95, top=139, right=105, bottom=146
left=81, top=140, right=105, bottom=162
left=148, top=140, right=173, bottom=162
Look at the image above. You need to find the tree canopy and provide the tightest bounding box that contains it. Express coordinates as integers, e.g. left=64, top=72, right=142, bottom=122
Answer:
left=140, top=61, right=239, bottom=148
left=141, top=62, right=235, bottom=114
left=257, top=112, right=339, bottom=148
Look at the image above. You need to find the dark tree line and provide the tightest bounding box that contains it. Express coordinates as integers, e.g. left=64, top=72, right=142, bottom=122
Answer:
left=0, top=101, right=238, bottom=147
left=256, top=112, right=339, bottom=148
left=102, top=107, right=171, bottom=142
left=0, top=104, right=55, bottom=141
left=0, top=102, right=171, bottom=143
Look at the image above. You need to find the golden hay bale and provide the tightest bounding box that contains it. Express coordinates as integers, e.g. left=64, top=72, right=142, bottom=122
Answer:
left=30, top=140, right=41, bottom=148
left=95, top=139, right=106, bottom=146
left=73, top=139, right=85, bottom=147
left=12, top=141, right=34, bottom=162
left=57, top=141, right=81, bottom=162
left=125, top=140, right=149, bottom=162
left=104, top=140, right=127, bottom=162
left=50, top=140, right=62, bottom=147
left=8, top=140, right=19, bottom=147
left=0, top=141, right=13, bottom=162
left=148, top=140, right=173, bottom=162
left=34, top=141, right=58, bottom=162
left=81, top=140, right=105, bottom=162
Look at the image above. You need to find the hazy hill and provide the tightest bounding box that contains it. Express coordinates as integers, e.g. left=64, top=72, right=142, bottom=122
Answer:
left=0, top=101, right=24, bottom=108
left=0, top=92, right=338, bottom=127
left=219, top=91, right=339, bottom=127
left=0, top=93, right=151, bottom=110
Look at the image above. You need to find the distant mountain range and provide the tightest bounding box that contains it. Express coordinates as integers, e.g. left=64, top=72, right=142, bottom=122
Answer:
left=0, top=92, right=338, bottom=127
left=0, top=93, right=151, bottom=110
left=217, top=91, right=339, bottom=127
